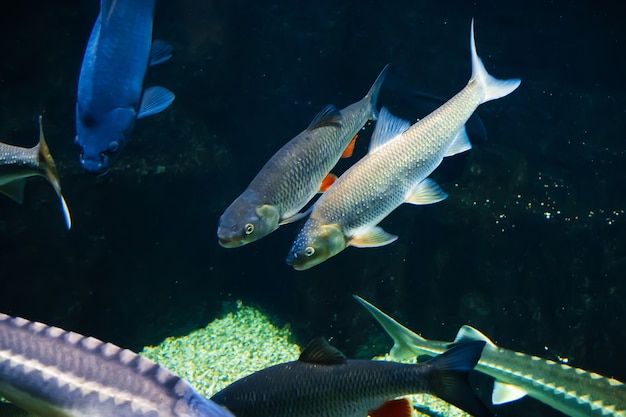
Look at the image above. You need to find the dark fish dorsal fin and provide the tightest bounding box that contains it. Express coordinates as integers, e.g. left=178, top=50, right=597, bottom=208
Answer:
left=307, top=105, right=342, bottom=130
left=299, top=337, right=347, bottom=365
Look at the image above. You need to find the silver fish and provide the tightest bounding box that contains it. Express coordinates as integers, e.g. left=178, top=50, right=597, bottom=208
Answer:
left=217, top=65, right=389, bottom=248
left=287, top=21, right=520, bottom=270
left=0, top=312, right=234, bottom=417
left=355, top=295, right=626, bottom=417
left=211, top=336, right=491, bottom=417
left=0, top=116, right=71, bottom=229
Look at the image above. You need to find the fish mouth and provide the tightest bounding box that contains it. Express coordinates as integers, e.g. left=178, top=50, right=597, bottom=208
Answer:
left=218, top=236, right=244, bottom=248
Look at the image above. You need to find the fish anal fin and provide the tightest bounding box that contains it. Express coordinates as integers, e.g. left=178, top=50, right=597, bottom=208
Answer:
left=307, top=105, right=342, bottom=130
left=299, top=337, right=347, bottom=365
left=492, top=381, right=527, bottom=404
left=405, top=179, right=447, bottom=205
left=341, top=135, right=357, bottom=158
left=149, top=40, right=173, bottom=66
left=444, top=127, right=472, bottom=157
left=370, top=398, right=412, bottom=417
left=319, top=173, right=338, bottom=192
left=349, top=226, right=397, bottom=248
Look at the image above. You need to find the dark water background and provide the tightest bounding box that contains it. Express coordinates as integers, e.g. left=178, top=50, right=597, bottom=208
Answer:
left=0, top=1, right=624, bottom=416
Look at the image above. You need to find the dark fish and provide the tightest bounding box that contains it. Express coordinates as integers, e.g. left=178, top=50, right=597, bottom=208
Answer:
left=211, top=337, right=491, bottom=417
left=75, top=0, right=175, bottom=174
left=0, top=116, right=71, bottom=229
left=0, top=312, right=233, bottom=417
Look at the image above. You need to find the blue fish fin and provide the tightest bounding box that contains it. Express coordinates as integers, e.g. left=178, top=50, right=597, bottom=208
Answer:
left=369, top=107, right=410, bottom=153
left=492, top=381, right=528, bottom=404
left=405, top=178, right=447, bottom=205
left=424, top=341, right=492, bottom=417
left=444, top=127, right=472, bottom=157
left=0, top=179, right=26, bottom=204
left=307, top=105, right=342, bottom=130
left=150, top=40, right=173, bottom=66
left=279, top=206, right=312, bottom=226
left=137, top=87, right=175, bottom=119
left=349, top=226, right=397, bottom=248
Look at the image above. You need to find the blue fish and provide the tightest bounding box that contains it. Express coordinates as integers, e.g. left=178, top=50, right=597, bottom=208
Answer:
left=75, top=0, right=175, bottom=174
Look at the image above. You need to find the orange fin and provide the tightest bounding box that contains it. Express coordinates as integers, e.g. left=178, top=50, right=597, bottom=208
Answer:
left=341, top=135, right=357, bottom=158
left=370, top=398, right=412, bottom=417
left=319, top=173, right=337, bottom=192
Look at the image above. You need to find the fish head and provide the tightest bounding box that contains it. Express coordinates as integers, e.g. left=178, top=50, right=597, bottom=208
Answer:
left=75, top=106, right=136, bottom=174
left=217, top=194, right=280, bottom=247
left=286, top=219, right=347, bottom=270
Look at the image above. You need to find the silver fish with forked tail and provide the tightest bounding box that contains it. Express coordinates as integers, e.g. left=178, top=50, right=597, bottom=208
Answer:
left=0, top=116, right=71, bottom=229
left=354, top=295, right=626, bottom=417
left=287, top=21, right=520, bottom=270
left=217, top=65, right=389, bottom=248
left=0, top=312, right=234, bottom=417
left=211, top=336, right=491, bottom=417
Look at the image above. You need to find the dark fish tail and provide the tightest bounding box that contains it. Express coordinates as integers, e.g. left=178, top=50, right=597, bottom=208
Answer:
left=363, top=64, right=390, bottom=120
left=425, top=340, right=492, bottom=417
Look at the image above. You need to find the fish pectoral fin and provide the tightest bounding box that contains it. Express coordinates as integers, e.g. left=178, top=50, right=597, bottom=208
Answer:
left=149, top=40, right=173, bottom=66
left=405, top=179, right=447, bottom=205
left=318, top=173, right=338, bottom=192
left=137, top=86, right=175, bottom=119
left=341, top=135, right=357, bottom=158
left=444, top=126, right=472, bottom=157
left=279, top=206, right=312, bottom=226
left=349, top=226, right=397, bottom=248
left=307, top=104, right=342, bottom=130
left=369, top=107, right=411, bottom=153
left=0, top=180, right=26, bottom=204
left=492, top=381, right=527, bottom=404
left=370, top=398, right=412, bottom=417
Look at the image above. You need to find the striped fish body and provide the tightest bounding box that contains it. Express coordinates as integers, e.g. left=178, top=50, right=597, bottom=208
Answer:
left=217, top=65, right=389, bottom=248
left=355, top=295, right=626, bottom=417
left=211, top=337, right=491, bottom=417
left=0, top=313, right=232, bottom=417
left=287, top=22, right=520, bottom=270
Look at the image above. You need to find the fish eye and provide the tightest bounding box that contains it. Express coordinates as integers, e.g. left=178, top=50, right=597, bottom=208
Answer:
left=304, top=246, right=315, bottom=257
left=244, top=223, right=255, bottom=235
left=108, top=141, right=119, bottom=152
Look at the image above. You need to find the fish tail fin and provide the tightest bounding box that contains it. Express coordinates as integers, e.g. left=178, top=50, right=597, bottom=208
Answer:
left=363, top=64, right=391, bottom=120
left=425, top=340, right=492, bottom=417
left=470, top=19, right=520, bottom=103
left=36, top=116, right=72, bottom=229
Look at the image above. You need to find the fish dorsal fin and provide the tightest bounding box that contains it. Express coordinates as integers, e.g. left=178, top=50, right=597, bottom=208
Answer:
left=370, top=398, right=412, bottom=417
left=405, top=178, right=448, bottom=205
left=150, top=40, right=173, bottom=66
left=307, top=105, right=342, bottom=130
left=454, top=325, right=497, bottom=349
left=138, top=86, right=175, bottom=119
left=444, top=126, right=472, bottom=157
left=492, top=381, right=528, bottom=404
left=369, top=107, right=410, bottom=153
left=349, top=226, right=398, bottom=248
left=299, top=337, right=347, bottom=365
